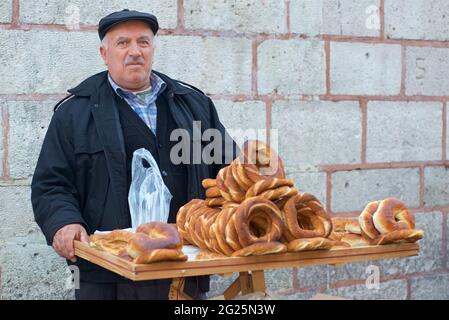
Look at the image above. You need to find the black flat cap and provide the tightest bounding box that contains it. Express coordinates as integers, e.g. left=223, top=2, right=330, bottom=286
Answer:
left=98, top=9, right=159, bottom=40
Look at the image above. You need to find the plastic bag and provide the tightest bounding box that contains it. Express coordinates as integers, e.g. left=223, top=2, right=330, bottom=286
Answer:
left=128, top=148, right=172, bottom=228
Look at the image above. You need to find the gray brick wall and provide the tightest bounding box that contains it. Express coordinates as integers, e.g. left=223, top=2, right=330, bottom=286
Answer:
left=0, top=30, right=104, bottom=94
left=8, top=101, right=55, bottom=178
left=154, top=36, right=252, bottom=95
left=330, top=42, right=402, bottom=95
left=366, top=101, right=442, bottom=162
left=0, top=1, right=11, bottom=23
left=271, top=100, right=361, bottom=166
left=184, top=0, right=286, bottom=33
left=331, top=168, right=420, bottom=212
left=20, top=0, right=177, bottom=28
left=424, top=167, right=449, bottom=207
left=258, top=40, right=326, bottom=95
left=0, top=105, right=3, bottom=177
left=291, top=0, right=381, bottom=37
left=406, top=47, right=449, bottom=96
left=0, top=0, right=447, bottom=300
left=385, top=0, right=449, bottom=41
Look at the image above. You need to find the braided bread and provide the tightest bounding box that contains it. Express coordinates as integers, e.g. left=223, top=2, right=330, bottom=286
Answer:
left=89, top=223, right=186, bottom=263
left=287, top=237, right=333, bottom=252
left=245, top=178, right=298, bottom=202
left=230, top=157, right=254, bottom=191
left=233, top=197, right=283, bottom=247
left=338, top=233, right=373, bottom=247
left=224, top=165, right=247, bottom=203
left=332, top=217, right=361, bottom=234
left=176, top=199, right=204, bottom=243
left=225, top=209, right=244, bottom=251
left=206, top=197, right=226, bottom=207
left=213, top=206, right=237, bottom=255
left=196, top=250, right=227, bottom=260
left=282, top=193, right=332, bottom=239
left=239, top=140, right=286, bottom=181
left=358, top=201, right=381, bottom=240
left=216, top=167, right=234, bottom=202
left=133, top=248, right=187, bottom=264
left=231, top=242, right=287, bottom=257
left=205, top=186, right=221, bottom=198
left=202, top=178, right=217, bottom=189
left=359, top=198, right=423, bottom=245
left=126, top=222, right=183, bottom=258
left=375, top=229, right=424, bottom=245
left=89, top=230, right=135, bottom=256
left=372, top=198, right=415, bottom=233
left=330, top=241, right=352, bottom=249
left=328, top=231, right=346, bottom=241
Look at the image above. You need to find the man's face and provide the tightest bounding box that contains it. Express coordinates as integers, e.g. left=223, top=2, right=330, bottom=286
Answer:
left=100, top=20, right=155, bottom=91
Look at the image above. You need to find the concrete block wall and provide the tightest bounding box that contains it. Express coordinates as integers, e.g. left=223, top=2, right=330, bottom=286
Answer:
left=0, top=0, right=448, bottom=300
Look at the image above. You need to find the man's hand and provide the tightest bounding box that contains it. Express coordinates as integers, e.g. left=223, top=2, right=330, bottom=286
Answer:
left=52, top=224, right=89, bottom=262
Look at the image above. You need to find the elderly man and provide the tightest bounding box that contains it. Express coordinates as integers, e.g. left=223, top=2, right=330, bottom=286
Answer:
left=31, top=9, right=236, bottom=300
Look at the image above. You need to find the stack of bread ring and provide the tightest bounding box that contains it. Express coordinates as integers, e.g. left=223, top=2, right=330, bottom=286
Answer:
left=89, top=221, right=188, bottom=264
left=329, top=216, right=372, bottom=248
left=358, top=198, right=424, bottom=245
left=177, top=140, right=335, bottom=258
left=330, top=198, right=424, bottom=248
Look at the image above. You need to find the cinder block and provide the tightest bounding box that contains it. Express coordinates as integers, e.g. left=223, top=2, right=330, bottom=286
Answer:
left=184, top=0, right=286, bottom=33
left=0, top=186, right=41, bottom=240
left=271, top=100, right=361, bottom=167
left=324, top=279, right=407, bottom=300
left=206, top=273, right=238, bottom=299
left=258, top=40, right=326, bottom=95
left=0, top=104, right=3, bottom=177
left=154, top=36, right=252, bottom=95
left=283, top=290, right=320, bottom=300
left=286, top=169, right=327, bottom=206
left=367, top=101, right=443, bottom=162
left=0, top=30, right=104, bottom=94
left=406, top=47, right=449, bottom=96
left=331, top=168, right=420, bottom=212
left=8, top=100, right=55, bottom=179
left=410, top=273, right=449, bottom=300
left=0, top=241, right=74, bottom=300
left=330, top=42, right=402, bottom=95
left=20, top=0, right=177, bottom=29
left=291, top=0, right=380, bottom=37
left=424, top=167, right=449, bottom=207
left=447, top=109, right=449, bottom=161
left=213, top=100, right=267, bottom=147
left=265, top=268, right=294, bottom=292
left=385, top=0, right=449, bottom=41
left=297, top=265, right=330, bottom=289
left=0, top=1, right=11, bottom=23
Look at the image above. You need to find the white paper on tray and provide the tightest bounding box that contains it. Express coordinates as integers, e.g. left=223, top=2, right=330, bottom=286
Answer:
left=94, top=228, right=135, bottom=234
left=182, top=245, right=202, bottom=261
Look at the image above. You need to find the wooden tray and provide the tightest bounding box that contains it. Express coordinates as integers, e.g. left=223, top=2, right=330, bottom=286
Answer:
left=74, top=241, right=419, bottom=281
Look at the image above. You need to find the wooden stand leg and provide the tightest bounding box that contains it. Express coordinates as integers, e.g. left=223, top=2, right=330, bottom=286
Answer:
left=239, top=272, right=252, bottom=294
left=168, top=278, right=193, bottom=300
left=251, top=270, right=266, bottom=293
left=222, top=271, right=266, bottom=300
left=223, top=277, right=241, bottom=300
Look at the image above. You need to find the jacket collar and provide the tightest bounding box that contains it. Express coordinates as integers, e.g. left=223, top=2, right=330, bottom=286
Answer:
left=67, top=70, right=193, bottom=97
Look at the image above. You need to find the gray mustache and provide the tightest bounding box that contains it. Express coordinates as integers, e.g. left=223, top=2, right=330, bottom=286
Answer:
left=125, top=57, right=145, bottom=65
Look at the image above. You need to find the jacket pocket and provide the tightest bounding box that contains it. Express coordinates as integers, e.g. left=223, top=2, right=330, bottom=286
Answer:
left=74, top=136, right=104, bottom=155
left=83, top=197, right=105, bottom=233
left=74, top=136, right=109, bottom=233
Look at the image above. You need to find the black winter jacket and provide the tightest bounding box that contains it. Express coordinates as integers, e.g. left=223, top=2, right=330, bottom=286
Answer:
left=31, top=70, right=237, bottom=281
